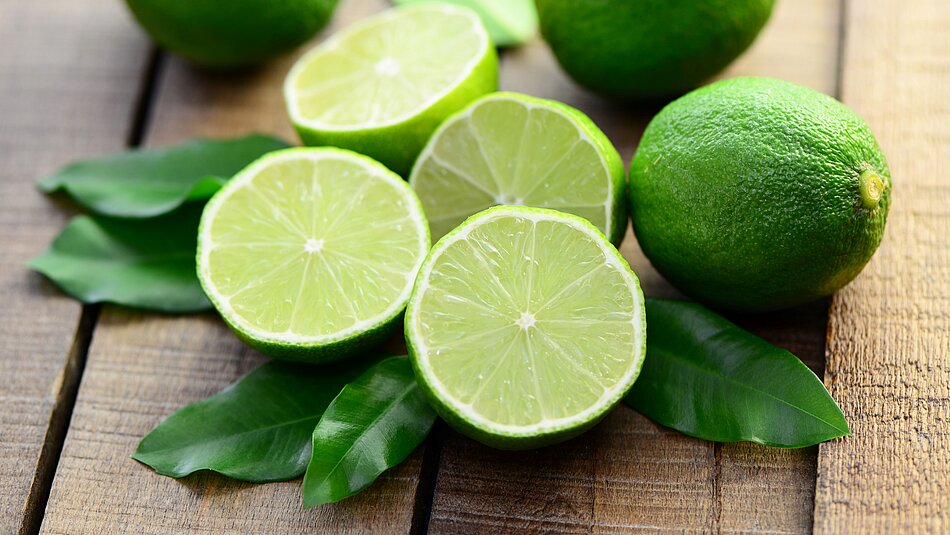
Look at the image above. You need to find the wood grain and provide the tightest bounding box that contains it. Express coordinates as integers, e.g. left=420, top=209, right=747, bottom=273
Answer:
left=427, top=1, right=841, bottom=533
left=0, top=0, right=150, bottom=532
left=813, top=0, right=950, bottom=532
left=38, top=1, right=426, bottom=533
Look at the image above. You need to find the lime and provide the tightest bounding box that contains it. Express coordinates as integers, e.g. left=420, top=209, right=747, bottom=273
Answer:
left=409, top=92, right=626, bottom=244
left=197, top=148, right=430, bottom=363
left=406, top=206, right=646, bottom=449
left=629, top=77, right=891, bottom=312
left=125, top=0, right=339, bottom=68
left=535, top=0, right=775, bottom=100
left=284, top=4, right=498, bottom=176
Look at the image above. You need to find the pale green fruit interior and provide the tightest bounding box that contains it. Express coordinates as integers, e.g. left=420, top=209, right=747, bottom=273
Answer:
left=204, top=154, right=425, bottom=339
left=414, top=212, right=639, bottom=428
left=288, top=5, right=485, bottom=128
left=412, top=96, right=613, bottom=240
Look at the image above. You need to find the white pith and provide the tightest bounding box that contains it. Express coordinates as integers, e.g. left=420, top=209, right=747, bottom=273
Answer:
left=198, top=149, right=429, bottom=346
left=408, top=207, right=645, bottom=436
left=284, top=4, right=490, bottom=132
left=409, top=93, right=618, bottom=241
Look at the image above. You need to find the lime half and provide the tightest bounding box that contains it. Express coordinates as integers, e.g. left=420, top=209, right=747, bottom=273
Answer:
left=406, top=206, right=645, bottom=449
left=409, top=92, right=626, bottom=243
left=198, top=148, right=430, bottom=363
left=284, top=4, right=498, bottom=176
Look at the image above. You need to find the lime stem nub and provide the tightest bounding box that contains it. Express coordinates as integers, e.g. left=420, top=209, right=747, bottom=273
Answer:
left=859, top=170, right=885, bottom=209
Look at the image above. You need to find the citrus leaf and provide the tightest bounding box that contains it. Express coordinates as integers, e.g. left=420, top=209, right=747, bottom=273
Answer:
left=393, top=0, right=537, bottom=47
left=624, top=298, right=849, bottom=448
left=133, top=359, right=374, bottom=482
left=303, top=356, right=436, bottom=506
left=28, top=205, right=208, bottom=312
left=38, top=134, right=290, bottom=217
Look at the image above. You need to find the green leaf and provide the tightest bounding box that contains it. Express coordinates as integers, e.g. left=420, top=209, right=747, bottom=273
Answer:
left=133, top=359, right=375, bottom=482
left=393, top=0, right=537, bottom=47
left=624, top=299, right=849, bottom=448
left=303, top=356, right=436, bottom=506
left=38, top=134, right=290, bottom=217
left=28, top=205, right=209, bottom=312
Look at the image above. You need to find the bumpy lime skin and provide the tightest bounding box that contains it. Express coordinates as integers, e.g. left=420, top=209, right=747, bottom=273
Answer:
left=535, top=0, right=774, bottom=101
left=294, top=49, right=498, bottom=177
left=629, top=77, right=891, bottom=312
left=125, top=0, right=338, bottom=68
left=406, top=206, right=646, bottom=450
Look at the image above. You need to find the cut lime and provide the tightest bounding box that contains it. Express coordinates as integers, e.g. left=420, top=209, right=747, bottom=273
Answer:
left=409, top=92, right=626, bottom=244
left=197, top=148, right=430, bottom=363
left=284, top=4, right=498, bottom=176
left=406, top=206, right=646, bottom=449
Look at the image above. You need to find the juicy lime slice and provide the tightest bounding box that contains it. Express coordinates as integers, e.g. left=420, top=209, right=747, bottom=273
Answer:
left=197, top=148, right=430, bottom=363
left=409, top=92, right=626, bottom=243
left=406, top=206, right=646, bottom=449
left=284, top=4, right=498, bottom=175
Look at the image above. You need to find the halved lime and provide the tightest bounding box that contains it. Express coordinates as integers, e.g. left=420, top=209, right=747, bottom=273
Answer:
left=409, top=92, right=626, bottom=244
left=284, top=4, right=498, bottom=176
left=406, top=206, right=646, bottom=449
left=197, top=148, right=430, bottom=363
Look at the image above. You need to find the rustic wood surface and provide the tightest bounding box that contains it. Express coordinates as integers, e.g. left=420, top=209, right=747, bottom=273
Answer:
left=0, top=0, right=946, bottom=533
left=39, top=2, right=427, bottom=534
left=813, top=0, right=950, bottom=532
left=426, top=1, right=839, bottom=533
left=0, top=0, right=150, bottom=533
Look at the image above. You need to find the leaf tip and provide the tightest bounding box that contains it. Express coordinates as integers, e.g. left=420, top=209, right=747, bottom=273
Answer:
left=36, top=176, right=59, bottom=193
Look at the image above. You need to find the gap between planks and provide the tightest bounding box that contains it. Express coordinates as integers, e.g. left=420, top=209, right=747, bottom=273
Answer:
left=0, top=0, right=153, bottom=532
left=19, top=46, right=166, bottom=535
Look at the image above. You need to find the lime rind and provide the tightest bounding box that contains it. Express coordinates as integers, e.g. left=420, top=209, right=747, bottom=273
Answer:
left=409, top=92, right=627, bottom=245
left=198, top=147, right=430, bottom=362
left=406, top=206, right=646, bottom=449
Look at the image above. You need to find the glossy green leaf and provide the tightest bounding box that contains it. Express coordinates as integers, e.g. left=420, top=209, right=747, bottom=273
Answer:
left=28, top=205, right=208, bottom=312
left=134, top=359, right=375, bottom=482
left=393, top=0, right=537, bottom=47
left=38, top=134, right=290, bottom=217
left=303, top=356, right=436, bottom=506
left=624, top=299, right=849, bottom=448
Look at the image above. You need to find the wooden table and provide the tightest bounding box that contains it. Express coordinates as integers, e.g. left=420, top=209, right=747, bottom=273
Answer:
left=2, top=0, right=947, bottom=533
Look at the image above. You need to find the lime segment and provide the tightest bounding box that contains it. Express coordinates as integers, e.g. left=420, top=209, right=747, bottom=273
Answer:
left=409, top=92, right=626, bottom=243
left=198, top=148, right=430, bottom=362
left=406, top=206, right=645, bottom=449
left=284, top=4, right=498, bottom=175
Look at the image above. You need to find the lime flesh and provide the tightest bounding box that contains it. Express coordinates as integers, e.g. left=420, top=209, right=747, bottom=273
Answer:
left=284, top=4, right=498, bottom=175
left=406, top=206, right=645, bottom=449
left=410, top=92, right=626, bottom=243
left=198, top=148, right=430, bottom=362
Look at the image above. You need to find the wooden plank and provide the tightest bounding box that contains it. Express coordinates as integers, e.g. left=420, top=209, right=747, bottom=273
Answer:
left=38, top=1, right=427, bottom=533
left=427, top=1, right=841, bottom=533
left=0, top=0, right=150, bottom=532
left=813, top=0, right=950, bottom=532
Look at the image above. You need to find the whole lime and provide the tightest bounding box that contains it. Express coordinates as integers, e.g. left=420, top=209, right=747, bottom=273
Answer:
left=629, top=77, right=891, bottom=312
left=125, top=0, right=339, bottom=68
left=535, top=0, right=775, bottom=100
